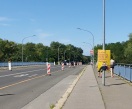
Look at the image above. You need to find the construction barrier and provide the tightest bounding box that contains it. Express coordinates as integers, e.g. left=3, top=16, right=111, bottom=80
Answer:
left=47, top=63, right=51, bottom=76
left=62, top=63, right=64, bottom=71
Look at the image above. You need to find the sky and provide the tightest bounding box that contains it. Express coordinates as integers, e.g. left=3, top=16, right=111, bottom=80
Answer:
left=0, top=0, right=132, bottom=56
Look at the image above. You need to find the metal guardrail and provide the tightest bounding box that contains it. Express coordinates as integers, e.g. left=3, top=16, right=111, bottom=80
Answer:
left=114, top=64, right=132, bottom=82
left=0, top=62, right=54, bottom=67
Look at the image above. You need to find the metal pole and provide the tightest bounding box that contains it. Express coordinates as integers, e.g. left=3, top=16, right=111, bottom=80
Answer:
left=102, top=0, right=106, bottom=86
left=64, top=50, right=66, bottom=61
left=58, top=47, right=59, bottom=65
left=83, top=42, right=93, bottom=64
left=77, top=28, right=95, bottom=67
left=58, top=45, right=61, bottom=65
left=22, top=35, right=36, bottom=65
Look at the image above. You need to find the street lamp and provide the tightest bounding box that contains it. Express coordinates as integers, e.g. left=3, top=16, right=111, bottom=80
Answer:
left=77, top=28, right=95, bottom=67
left=58, top=45, right=61, bottom=65
left=103, top=0, right=105, bottom=50
left=83, top=42, right=93, bottom=54
left=22, top=35, right=36, bottom=65
left=83, top=42, right=93, bottom=49
left=83, top=42, right=93, bottom=63
left=102, top=0, right=106, bottom=86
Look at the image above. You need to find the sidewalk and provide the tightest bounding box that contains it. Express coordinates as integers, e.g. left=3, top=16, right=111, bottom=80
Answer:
left=61, top=65, right=105, bottom=109
left=60, top=65, right=132, bottom=109
left=95, top=68, right=132, bottom=109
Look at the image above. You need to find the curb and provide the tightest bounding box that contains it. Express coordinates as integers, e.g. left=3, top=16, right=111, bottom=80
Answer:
left=53, top=66, right=87, bottom=109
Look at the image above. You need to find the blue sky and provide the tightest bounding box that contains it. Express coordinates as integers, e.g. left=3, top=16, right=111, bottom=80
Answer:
left=0, top=0, right=132, bottom=55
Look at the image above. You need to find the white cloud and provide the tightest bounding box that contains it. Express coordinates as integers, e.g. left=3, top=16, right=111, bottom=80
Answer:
left=39, top=33, right=53, bottom=38
left=0, top=17, right=10, bottom=21
left=0, top=17, right=11, bottom=26
left=33, top=29, right=54, bottom=46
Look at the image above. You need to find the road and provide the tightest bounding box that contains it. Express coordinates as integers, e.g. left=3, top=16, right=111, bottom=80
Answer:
left=0, top=65, right=85, bottom=109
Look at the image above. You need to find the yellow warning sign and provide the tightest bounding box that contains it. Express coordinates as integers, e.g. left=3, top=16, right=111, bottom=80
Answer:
left=97, top=50, right=111, bottom=70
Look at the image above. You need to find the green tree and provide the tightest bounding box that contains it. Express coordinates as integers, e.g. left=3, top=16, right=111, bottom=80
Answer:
left=124, top=33, right=132, bottom=63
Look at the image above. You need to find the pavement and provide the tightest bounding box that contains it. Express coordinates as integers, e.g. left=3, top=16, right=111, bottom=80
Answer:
left=55, top=65, right=132, bottom=109
left=58, top=65, right=105, bottom=109
left=21, top=65, right=132, bottom=109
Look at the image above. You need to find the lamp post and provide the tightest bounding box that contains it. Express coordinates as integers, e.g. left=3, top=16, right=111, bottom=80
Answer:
left=83, top=42, right=93, bottom=49
left=77, top=28, right=95, bottom=67
left=83, top=42, right=93, bottom=63
left=58, top=45, right=61, bottom=65
left=102, top=0, right=106, bottom=86
left=22, top=35, right=36, bottom=65
left=103, top=0, right=105, bottom=50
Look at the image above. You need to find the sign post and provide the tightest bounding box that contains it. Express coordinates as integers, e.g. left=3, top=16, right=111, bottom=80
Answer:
left=90, top=50, right=94, bottom=67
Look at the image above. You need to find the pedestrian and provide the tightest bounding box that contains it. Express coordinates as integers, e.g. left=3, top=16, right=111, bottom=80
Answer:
left=98, top=62, right=108, bottom=78
left=110, top=59, right=115, bottom=77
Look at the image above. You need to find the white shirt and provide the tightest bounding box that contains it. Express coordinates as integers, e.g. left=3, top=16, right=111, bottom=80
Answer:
left=110, top=59, right=115, bottom=65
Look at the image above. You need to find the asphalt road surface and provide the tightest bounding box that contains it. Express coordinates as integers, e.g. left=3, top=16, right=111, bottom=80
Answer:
left=0, top=65, right=85, bottom=109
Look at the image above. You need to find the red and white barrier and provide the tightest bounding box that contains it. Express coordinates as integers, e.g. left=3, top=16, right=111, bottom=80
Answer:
left=62, top=63, right=64, bottom=71
left=47, top=64, right=51, bottom=76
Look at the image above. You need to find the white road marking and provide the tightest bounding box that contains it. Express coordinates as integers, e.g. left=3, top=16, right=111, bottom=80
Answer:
left=0, top=69, right=44, bottom=78
left=14, top=74, right=29, bottom=77
left=0, top=66, right=61, bottom=78
left=28, top=74, right=38, bottom=77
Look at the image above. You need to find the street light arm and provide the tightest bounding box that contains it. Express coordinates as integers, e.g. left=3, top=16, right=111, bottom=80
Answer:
left=22, top=35, right=36, bottom=64
left=77, top=27, right=95, bottom=66
left=77, top=28, right=94, bottom=38
left=83, top=42, right=93, bottom=49
left=22, top=35, right=36, bottom=44
left=77, top=27, right=94, bottom=49
left=77, top=28, right=94, bottom=46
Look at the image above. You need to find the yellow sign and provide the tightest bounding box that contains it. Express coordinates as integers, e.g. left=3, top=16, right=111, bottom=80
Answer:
left=97, top=50, right=111, bottom=70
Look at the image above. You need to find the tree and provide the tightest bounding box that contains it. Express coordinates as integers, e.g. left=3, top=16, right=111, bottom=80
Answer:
left=124, top=33, right=132, bottom=63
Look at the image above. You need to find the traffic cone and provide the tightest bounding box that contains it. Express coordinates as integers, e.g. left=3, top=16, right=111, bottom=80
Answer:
left=47, top=64, right=51, bottom=76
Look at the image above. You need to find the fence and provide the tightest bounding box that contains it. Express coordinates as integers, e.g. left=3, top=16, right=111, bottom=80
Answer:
left=0, top=62, right=54, bottom=67
left=114, top=64, right=132, bottom=82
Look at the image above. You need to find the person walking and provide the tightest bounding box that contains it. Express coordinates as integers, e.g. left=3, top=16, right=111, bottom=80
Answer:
left=98, top=62, right=108, bottom=78
left=110, top=59, right=115, bottom=77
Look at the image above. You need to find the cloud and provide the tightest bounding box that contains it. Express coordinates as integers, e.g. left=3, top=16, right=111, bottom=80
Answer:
left=33, top=29, right=54, bottom=45
left=34, top=29, right=72, bottom=46
left=39, top=33, right=53, bottom=38
left=0, top=17, right=11, bottom=26
left=36, top=29, right=54, bottom=37
left=0, top=17, right=10, bottom=22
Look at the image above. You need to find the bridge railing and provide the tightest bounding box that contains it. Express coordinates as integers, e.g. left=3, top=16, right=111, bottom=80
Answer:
left=114, top=64, right=132, bottom=82
left=0, top=62, right=54, bottom=67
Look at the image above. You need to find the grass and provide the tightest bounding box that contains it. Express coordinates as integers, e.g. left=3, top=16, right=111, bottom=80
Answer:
left=50, top=104, right=55, bottom=109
